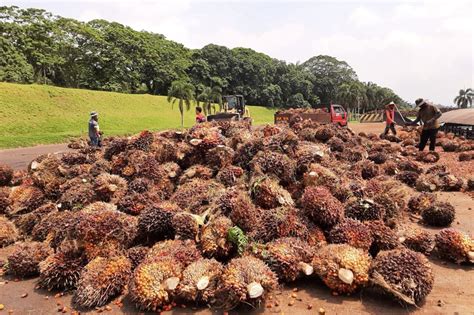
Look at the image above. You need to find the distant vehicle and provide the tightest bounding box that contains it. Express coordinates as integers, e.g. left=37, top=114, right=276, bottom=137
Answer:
left=207, top=95, right=251, bottom=122
left=274, top=104, right=348, bottom=126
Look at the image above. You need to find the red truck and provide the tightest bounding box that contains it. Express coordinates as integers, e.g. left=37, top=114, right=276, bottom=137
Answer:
left=274, top=104, right=348, bottom=127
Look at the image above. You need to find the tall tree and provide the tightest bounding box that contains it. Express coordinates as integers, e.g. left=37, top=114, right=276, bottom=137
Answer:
left=454, top=88, right=473, bottom=108
left=337, top=81, right=367, bottom=113
left=197, top=85, right=222, bottom=115
left=167, top=80, right=195, bottom=129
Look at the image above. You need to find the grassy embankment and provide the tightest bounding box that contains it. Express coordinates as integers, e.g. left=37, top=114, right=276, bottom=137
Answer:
left=0, top=82, right=276, bottom=148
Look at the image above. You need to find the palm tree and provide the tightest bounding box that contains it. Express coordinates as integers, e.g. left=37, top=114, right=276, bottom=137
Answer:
left=197, top=85, right=222, bottom=115
left=454, top=88, right=473, bottom=108
left=167, top=80, right=195, bottom=130
left=337, top=81, right=367, bottom=114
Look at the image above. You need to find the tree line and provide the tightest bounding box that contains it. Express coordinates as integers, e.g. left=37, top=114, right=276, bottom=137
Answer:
left=1, top=6, right=409, bottom=111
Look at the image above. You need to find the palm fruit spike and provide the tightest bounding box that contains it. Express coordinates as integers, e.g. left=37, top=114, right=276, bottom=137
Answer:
left=408, top=192, right=436, bottom=214
left=145, top=239, right=202, bottom=267
left=137, top=202, right=181, bottom=243
left=127, top=246, right=150, bottom=270
left=38, top=241, right=87, bottom=291
left=421, top=202, right=455, bottom=227
left=312, top=244, right=371, bottom=295
left=251, top=206, right=302, bottom=243
left=253, top=237, right=315, bottom=283
left=329, top=218, right=374, bottom=252
left=7, top=241, right=52, bottom=277
left=93, top=173, right=128, bottom=202
left=7, top=184, right=45, bottom=216
left=14, top=202, right=57, bottom=235
left=0, top=216, right=19, bottom=247
left=250, top=150, right=296, bottom=184
left=251, top=176, right=294, bottom=209
left=178, top=258, right=224, bottom=304
left=218, top=256, right=278, bottom=309
left=370, top=248, right=434, bottom=305
left=300, top=186, right=343, bottom=228
left=200, top=216, right=234, bottom=259
left=170, top=179, right=225, bottom=213
left=435, top=228, right=474, bottom=264
left=345, top=198, right=385, bottom=222
left=227, top=226, right=249, bottom=256
left=172, top=211, right=206, bottom=241
left=218, top=188, right=260, bottom=233
left=0, top=163, right=13, bottom=186
left=216, top=165, right=245, bottom=187
left=73, top=255, right=132, bottom=308
left=400, top=228, right=435, bottom=256
left=129, top=257, right=183, bottom=312
left=364, top=221, right=400, bottom=257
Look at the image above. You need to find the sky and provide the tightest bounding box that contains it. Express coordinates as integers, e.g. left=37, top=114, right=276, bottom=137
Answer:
left=4, top=0, right=473, bottom=105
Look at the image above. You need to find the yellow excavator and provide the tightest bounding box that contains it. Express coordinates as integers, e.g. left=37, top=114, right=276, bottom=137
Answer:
left=206, top=95, right=251, bottom=122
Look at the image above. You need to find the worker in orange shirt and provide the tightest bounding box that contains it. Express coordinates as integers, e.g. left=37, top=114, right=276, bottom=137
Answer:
left=383, top=101, right=397, bottom=136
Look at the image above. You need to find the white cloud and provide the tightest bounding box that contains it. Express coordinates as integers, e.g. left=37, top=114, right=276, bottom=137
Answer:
left=349, top=7, right=382, bottom=27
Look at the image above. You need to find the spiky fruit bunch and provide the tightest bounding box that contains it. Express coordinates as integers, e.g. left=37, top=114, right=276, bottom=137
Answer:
left=138, top=202, right=181, bottom=242
left=128, top=177, right=153, bottom=193
left=397, top=159, right=423, bottom=174
left=172, top=212, right=204, bottom=241
left=408, top=192, right=436, bottom=214
left=0, top=187, right=11, bottom=214
left=0, top=163, right=13, bottom=186
left=401, top=229, right=435, bottom=256
left=314, top=125, right=335, bottom=142
left=338, top=145, right=368, bottom=163
left=442, top=140, right=458, bottom=152
left=93, top=173, right=128, bottom=202
left=129, top=130, right=154, bottom=151
left=216, top=165, right=245, bottom=187
left=302, top=163, right=338, bottom=189
left=345, top=199, right=385, bottom=222
left=312, top=244, right=371, bottom=295
left=116, top=191, right=162, bottom=215
left=170, top=179, right=225, bottom=213
left=435, top=228, right=474, bottom=264
left=7, top=184, right=45, bottom=216
left=361, top=161, right=380, bottom=180
left=459, top=152, right=474, bottom=161
left=421, top=202, right=455, bottom=227
left=383, top=161, right=399, bottom=176
left=59, top=178, right=95, bottom=210
left=425, top=164, right=447, bottom=176
left=218, top=256, right=278, bottom=309
left=31, top=210, right=73, bottom=243
left=370, top=248, right=434, bottom=305
left=179, top=258, right=224, bottom=304
left=146, top=240, right=202, bottom=267
left=416, top=151, right=440, bottom=163
left=61, top=152, right=89, bottom=166
left=129, top=257, right=183, bottom=311
left=363, top=221, right=399, bottom=256
left=73, top=255, right=132, bottom=308
left=251, top=176, right=294, bottom=209
left=254, top=237, right=315, bottom=283
left=178, top=165, right=214, bottom=185
left=396, top=171, right=420, bottom=187
left=440, top=174, right=464, bottom=191
left=329, top=219, right=373, bottom=251
left=233, top=139, right=264, bottom=169
left=127, top=246, right=149, bottom=270
left=218, top=188, right=260, bottom=233
left=301, top=186, right=343, bottom=228
left=327, top=136, right=345, bottom=152
left=205, top=145, right=235, bottom=170
left=7, top=241, right=52, bottom=277
left=0, top=215, right=19, bottom=247
left=29, top=155, right=65, bottom=197
left=103, top=138, right=129, bottom=160
left=372, top=193, right=400, bottom=224
left=201, top=216, right=234, bottom=259
left=415, top=174, right=441, bottom=192
left=251, top=206, right=301, bottom=243
left=468, top=178, right=474, bottom=191
left=250, top=151, right=296, bottom=185
left=38, top=242, right=87, bottom=290
left=368, top=151, right=388, bottom=164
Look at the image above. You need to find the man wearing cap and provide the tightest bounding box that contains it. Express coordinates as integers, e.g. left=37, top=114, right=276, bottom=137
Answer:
left=410, top=98, right=442, bottom=151
left=383, top=101, right=397, bottom=136
left=88, top=111, right=102, bottom=147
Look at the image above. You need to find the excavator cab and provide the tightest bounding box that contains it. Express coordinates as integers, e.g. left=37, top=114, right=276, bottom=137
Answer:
left=207, top=94, right=249, bottom=122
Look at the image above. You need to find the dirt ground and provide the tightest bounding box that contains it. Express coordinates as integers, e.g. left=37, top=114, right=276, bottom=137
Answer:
left=0, top=123, right=473, bottom=314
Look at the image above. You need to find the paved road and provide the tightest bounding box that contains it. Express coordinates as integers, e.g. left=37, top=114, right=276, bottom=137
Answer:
left=0, top=143, right=71, bottom=170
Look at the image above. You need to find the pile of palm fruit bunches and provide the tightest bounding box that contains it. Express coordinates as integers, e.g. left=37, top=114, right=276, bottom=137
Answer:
left=1, top=114, right=473, bottom=312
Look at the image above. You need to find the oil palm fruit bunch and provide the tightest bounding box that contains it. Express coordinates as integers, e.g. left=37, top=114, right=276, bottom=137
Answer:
left=425, top=164, right=447, bottom=176
left=31, top=210, right=68, bottom=242
left=294, top=142, right=326, bottom=176
left=408, top=192, right=436, bottom=214
left=205, top=145, right=235, bottom=170
left=216, top=165, right=245, bottom=187
left=217, top=256, right=278, bottom=309
left=200, top=216, right=234, bottom=259
left=312, top=244, right=371, bottom=295
left=137, top=202, right=181, bottom=243
left=60, top=152, right=89, bottom=166
left=178, top=258, right=224, bottom=304
left=170, top=179, right=225, bottom=213
left=116, top=191, right=162, bottom=215
left=439, top=174, right=464, bottom=191
left=172, top=211, right=206, bottom=241
left=251, top=206, right=301, bottom=243
left=251, top=176, right=294, bottom=209
left=416, top=151, right=440, bottom=163
left=58, top=177, right=95, bottom=210
left=38, top=240, right=87, bottom=291
left=0, top=215, right=19, bottom=247
left=253, top=237, right=315, bottom=283
left=301, top=186, right=343, bottom=228
left=329, top=218, right=374, bottom=251
left=233, top=138, right=264, bottom=169
left=128, top=177, right=153, bottom=193
left=383, top=160, right=399, bottom=176
left=127, top=246, right=149, bottom=270
left=415, top=174, right=441, bottom=192
left=441, top=140, right=458, bottom=152
left=327, top=136, right=345, bottom=152
left=339, top=145, right=368, bottom=163
left=314, top=125, right=335, bottom=142
left=370, top=248, right=434, bottom=305
left=302, top=163, right=338, bottom=188
left=178, top=165, right=214, bottom=185
left=218, top=188, right=260, bottom=233
left=128, top=130, right=154, bottom=151
left=250, top=150, right=296, bottom=184
left=396, top=171, right=420, bottom=187
left=421, top=202, right=455, bottom=227
left=434, top=228, right=474, bottom=264
left=146, top=239, right=202, bottom=267
left=0, top=163, right=13, bottom=186
left=29, top=155, right=65, bottom=198
left=0, top=187, right=11, bottom=214
left=93, top=173, right=127, bottom=202
left=6, top=241, right=52, bottom=277
left=399, top=228, right=435, bottom=256
left=129, top=256, right=183, bottom=311
left=361, top=161, right=380, bottom=180
left=345, top=198, right=385, bottom=222
left=73, top=255, right=132, bottom=308
left=397, top=159, right=423, bottom=174
left=373, top=193, right=400, bottom=224
left=368, top=151, right=388, bottom=164
left=7, top=184, right=45, bottom=216
left=364, top=221, right=399, bottom=257
left=14, top=202, right=57, bottom=235
left=103, top=138, right=128, bottom=160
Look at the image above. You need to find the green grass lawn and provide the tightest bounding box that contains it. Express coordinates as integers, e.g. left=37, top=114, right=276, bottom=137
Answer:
left=0, top=82, right=276, bottom=148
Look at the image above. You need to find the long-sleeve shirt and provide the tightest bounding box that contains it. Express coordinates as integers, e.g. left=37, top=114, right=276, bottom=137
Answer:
left=416, top=104, right=442, bottom=130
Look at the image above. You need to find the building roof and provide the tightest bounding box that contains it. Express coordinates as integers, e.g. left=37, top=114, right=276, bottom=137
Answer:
left=440, top=108, right=474, bottom=125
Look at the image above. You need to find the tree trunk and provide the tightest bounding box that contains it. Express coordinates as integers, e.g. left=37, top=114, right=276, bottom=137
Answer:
left=179, top=99, right=184, bottom=130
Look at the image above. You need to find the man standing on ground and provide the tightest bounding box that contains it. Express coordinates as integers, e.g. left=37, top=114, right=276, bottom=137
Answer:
left=410, top=98, right=442, bottom=151
left=89, top=111, right=102, bottom=147
left=383, top=101, right=397, bottom=135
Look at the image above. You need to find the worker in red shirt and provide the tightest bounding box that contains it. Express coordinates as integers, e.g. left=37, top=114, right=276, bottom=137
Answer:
left=195, top=106, right=206, bottom=124
left=383, top=101, right=397, bottom=136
